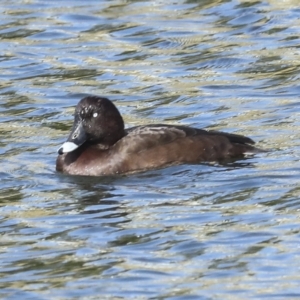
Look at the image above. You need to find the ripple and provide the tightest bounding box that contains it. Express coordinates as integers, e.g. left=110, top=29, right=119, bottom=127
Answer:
left=1, top=0, right=300, bottom=299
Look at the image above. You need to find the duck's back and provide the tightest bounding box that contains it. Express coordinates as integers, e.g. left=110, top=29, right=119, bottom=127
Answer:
left=106, top=124, right=259, bottom=173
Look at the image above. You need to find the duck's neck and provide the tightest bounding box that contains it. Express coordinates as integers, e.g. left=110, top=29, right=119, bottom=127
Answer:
left=92, top=129, right=127, bottom=148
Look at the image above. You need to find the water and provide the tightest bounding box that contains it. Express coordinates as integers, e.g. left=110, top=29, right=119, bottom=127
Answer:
left=1, top=0, right=300, bottom=299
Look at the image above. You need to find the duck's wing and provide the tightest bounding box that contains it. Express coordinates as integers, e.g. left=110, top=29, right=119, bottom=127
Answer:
left=118, top=125, right=188, bottom=153
left=207, top=130, right=255, bottom=145
left=116, top=124, right=255, bottom=154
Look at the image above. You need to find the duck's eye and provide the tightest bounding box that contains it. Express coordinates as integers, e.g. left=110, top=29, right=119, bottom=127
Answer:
left=93, top=112, right=98, bottom=118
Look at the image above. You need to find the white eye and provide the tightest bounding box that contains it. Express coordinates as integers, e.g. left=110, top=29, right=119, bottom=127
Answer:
left=93, top=112, right=98, bottom=118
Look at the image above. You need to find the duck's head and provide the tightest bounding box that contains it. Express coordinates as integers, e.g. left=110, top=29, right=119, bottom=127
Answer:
left=58, top=96, right=125, bottom=154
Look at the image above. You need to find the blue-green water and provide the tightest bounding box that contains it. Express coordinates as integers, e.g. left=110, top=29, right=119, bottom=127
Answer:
left=1, top=0, right=300, bottom=299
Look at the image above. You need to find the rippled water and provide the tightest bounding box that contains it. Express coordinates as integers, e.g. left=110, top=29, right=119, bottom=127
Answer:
left=1, top=0, right=300, bottom=299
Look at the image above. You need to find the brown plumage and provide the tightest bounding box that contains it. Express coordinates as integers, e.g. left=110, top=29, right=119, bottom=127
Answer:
left=56, top=96, right=263, bottom=176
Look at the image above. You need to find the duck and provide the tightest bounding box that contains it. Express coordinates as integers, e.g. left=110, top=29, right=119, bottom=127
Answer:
left=56, top=96, right=263, bottom=176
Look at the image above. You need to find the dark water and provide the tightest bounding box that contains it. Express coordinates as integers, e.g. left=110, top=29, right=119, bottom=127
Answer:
left=1, top=0, right=300, bottom=299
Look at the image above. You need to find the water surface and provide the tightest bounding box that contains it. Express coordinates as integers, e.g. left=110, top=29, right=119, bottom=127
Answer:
left=1, top=0, right=300, bottom=299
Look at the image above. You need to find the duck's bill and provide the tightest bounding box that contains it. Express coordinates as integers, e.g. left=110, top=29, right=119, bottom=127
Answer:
left=58, top=141, right=78, bottom=154
left=58, top=121, right=87, bottom=155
